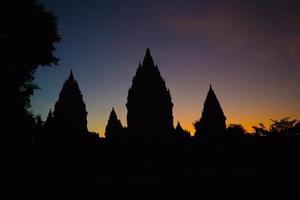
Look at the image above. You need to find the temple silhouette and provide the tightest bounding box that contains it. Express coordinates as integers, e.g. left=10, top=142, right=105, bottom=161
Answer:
left=105, top=107, right=124, bottom=143
left=4, top=1, right=300, bottom=198
left=126, top=49, right=175, bottom=143
left=52, top=70, right=88, bottom=133
left=42, top=70, right=99, bottom=147
left=44, top=49, right=228, bottom=143
left=194, top=84, right=226, bottom=140
left=4, top=48, right=300, bottom=200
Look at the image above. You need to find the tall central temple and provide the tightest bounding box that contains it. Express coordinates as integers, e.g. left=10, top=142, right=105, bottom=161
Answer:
left=126, top=49, right=174, bottom=141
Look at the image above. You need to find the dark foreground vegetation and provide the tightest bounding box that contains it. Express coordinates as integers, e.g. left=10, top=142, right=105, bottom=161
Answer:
left=2, top=134, right=300, bottom=200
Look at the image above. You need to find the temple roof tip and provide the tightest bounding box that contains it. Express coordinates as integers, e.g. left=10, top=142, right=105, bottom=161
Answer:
left=69, top=70, right=74, bottom=80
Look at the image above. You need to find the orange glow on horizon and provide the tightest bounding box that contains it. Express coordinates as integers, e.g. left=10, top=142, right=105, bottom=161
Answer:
left=89, top=115, right=300, bottom=138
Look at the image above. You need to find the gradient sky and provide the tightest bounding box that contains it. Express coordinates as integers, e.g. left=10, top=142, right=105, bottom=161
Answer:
left=31, top=0, right=300, bottom=137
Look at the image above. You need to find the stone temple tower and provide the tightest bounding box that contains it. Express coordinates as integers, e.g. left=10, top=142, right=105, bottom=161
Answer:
left=126, top=49, right=174, bottom=142
left=194, top=85, right=226, bottom=139
left=52, top=70, right=88, bottom=133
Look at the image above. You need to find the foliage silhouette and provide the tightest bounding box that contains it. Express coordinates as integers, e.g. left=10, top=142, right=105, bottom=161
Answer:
left=2, top=0, right=60, bottom=140
left=253, top=117, right=300, bottom=136
left=226, top=124, right=247, bottom=137
left=194, top=85, right=226, bottom=140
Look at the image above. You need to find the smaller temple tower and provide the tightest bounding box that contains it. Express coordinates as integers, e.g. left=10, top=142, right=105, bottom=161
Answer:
left=105, top=107, right=123, bottom=142
left=52, top=70, right=88, bottom=133
left=194, top=85, right=226, bottom=139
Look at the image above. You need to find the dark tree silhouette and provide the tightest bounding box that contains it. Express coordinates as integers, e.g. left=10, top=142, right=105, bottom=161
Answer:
left=31, top=114, right=44, bottom=141
left=105, top=107, right=124, bottom=142
left=252, top=123, right=268, bottom=136
left=226, top=124, right=246, bottom=137
left=194, top=85, right=226, bottom=139
left=1, top=0, right=60, bottom=137
left=269, top=117, right=299, bottom=136
left=253, top=117, right=300, bottom=136
left=126, top=49, right=174, bottom=143
left=35, top=115, right=44, bottom=130
left=51, top=71, right=88, bottom=134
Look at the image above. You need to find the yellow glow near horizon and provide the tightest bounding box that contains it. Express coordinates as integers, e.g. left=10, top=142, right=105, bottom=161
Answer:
left=89, top=111, right=300, bottom=138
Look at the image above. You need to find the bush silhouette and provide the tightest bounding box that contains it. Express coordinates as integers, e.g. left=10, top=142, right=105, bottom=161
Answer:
left=253, top=117, right=300, bottom=136
left=227, top=124, right=247, bottom=137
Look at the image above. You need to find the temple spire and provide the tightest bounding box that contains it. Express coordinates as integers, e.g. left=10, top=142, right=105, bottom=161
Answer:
left=69, top=70, right=74, bottom=81
left=108, top=107, right=118, bottom=123
left=207, top=84, right=218, bottom=101
left=194, top=85, right=226, bottom=138
left=142, top=48, right=155, bottom=67
left=52, top=71, right=88, bottom=133
left=105, top=107, right=123, bottom=141
left=44, top=109, right=53, bottom=128
left=176, top=122, right=184, bottom=132
left=46, top=109, right=53, bottom=122
left=127, top=49, right=174, bottom=143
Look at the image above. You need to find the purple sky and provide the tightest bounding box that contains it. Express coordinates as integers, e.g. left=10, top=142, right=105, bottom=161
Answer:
left=31, top=0, right=300, bottom=136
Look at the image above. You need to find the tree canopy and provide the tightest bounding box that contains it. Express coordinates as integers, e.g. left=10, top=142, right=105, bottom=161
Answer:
left=2, top=0, right=60, bottom=134
left=253, top=117, right=300, bottom=136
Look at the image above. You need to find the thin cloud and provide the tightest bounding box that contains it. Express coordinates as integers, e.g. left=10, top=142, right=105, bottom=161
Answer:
left=163, top=5, right=300, bottom=63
